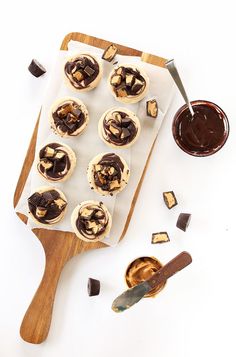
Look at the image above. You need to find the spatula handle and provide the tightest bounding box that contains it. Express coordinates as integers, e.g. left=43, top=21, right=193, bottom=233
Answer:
left=148, top=251, right=192, bottom=289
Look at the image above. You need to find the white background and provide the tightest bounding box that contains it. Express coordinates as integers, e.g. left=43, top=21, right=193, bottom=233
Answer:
left=1, top=1, right=236, bottom=356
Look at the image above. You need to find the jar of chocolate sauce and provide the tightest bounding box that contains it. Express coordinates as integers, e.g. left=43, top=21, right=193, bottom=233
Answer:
left=172, top=100, right=229, bottom=157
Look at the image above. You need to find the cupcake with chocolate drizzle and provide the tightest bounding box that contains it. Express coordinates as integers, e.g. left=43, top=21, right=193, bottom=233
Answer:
left=87, top=153, right=130, bottom=196
left=108, top=64, right=149, bottom=103
left=28, top=187, right=67, bottom=226
left=98, top=107, right=141, bottom=148
left=50, top=97, right=89, bottom=137
left=37, top=143, right=76, bottom=182
left=71, top=200, right=112, bottom=242
left=64, top=53, right=102, bottom=92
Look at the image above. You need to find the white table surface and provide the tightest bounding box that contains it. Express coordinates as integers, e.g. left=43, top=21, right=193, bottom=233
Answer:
left=1, top=1, right=236, bottom=356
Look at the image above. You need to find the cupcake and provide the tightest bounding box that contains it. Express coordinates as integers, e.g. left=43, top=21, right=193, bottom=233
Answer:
left=28, top=187, right=67, bottom=226
left=37, top=142, right=76, bottom=182
left=71, top=200, right=112, bottom=242
left=64, top=53, right=102, bottom=92
left=87, top=153, right=130, bottom=196
left=98, top=107, right=141, bottom=148
left=50, top=97, right=89, bottom=137
left=108, top=64, right=149, bottom=103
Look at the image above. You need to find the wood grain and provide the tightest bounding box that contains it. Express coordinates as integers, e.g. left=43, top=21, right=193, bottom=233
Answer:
left=15, top=32, right=167, bottom=344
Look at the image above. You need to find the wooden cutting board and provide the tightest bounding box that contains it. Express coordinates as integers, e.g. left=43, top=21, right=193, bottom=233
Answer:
left=13, top=32, right=167, bottom=344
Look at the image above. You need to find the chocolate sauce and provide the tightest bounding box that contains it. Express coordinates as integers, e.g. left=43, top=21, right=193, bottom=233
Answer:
left=173, top=100, right=229, bottom=156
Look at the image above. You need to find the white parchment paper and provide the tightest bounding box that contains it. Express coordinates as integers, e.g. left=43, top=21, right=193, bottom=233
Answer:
left=16, top=40, right=174, bottom=246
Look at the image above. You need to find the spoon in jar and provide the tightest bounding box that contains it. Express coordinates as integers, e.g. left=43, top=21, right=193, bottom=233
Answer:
left=165, top=59, right=194, bottom=117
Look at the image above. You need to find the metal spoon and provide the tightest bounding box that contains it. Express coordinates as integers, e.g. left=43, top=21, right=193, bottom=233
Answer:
left=165, top=59, right=194, bottom=117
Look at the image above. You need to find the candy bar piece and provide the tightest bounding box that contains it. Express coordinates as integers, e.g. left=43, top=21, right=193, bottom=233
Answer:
left=87, top=278, right=100, bottom=296
left=176, top=213, right=191, bottom=232
left=116, top=85, right=128, bottom=97
left=84, top=66, right=95, bottom=77
left=110, top=74, right=122, bottom=86
left=28, top=59, right=46, bottom=78
left=131, top=79, right=144, bottom=94
left=146, top=99, right=158, bottom=118
left=163, top=191, right=178, bottom=209
left=151, top=232, right=170, bottom=244
left=102, top=44, right=118, bottom=62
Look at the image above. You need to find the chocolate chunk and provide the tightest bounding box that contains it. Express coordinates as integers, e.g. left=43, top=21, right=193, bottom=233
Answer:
left=121, top=117, right=131, bottom=127
left=111, top=74, right=122, bottom=87
left=87, top=278, right=100, bottom=296
left=125, top=74, right=135, bottom=87
left=176, top=213, right=191, bottom=232
left=151, top=232, right=170, bottom=244
left=131, top=79, right=144, bottom=94
left=120, top=128, right=130, bottom=139
left=116, top=85, right=128, bottom=97
left=146, top=99, right=158, bottom=118
left=84, top=66, right=95, bottom=77
left=102, top=44, right=118, bottom=62
left=163, top=191, right=178, bottom=209
left=72, top=106, right=82, bottom=117
left=28, top=192, right=41, bottom=206
left=28, top=59, right=46, bottom=78
left=42, top=191, right=54, bottom=203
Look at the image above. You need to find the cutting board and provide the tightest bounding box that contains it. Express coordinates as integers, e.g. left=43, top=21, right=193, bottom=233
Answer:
left=13, top=32, right=168, bottom=344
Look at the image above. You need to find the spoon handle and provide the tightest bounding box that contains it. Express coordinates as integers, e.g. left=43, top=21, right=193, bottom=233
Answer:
left=165, top=59, right=194, bottom=116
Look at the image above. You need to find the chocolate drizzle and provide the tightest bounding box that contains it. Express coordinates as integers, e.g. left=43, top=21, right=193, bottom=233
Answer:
left=38, top=143, right=71, bottom=181
left=93, top=153, right=125, bottom=194
left=173, top=101, right=229, bottom=155
left=110, top=66, right=146, bottom=98
left=28, top=189, right=67, bottom=224
left=64, top=54, right=99, bottom=89
left=52, top=100, right=86, bottom=136
left=76, top=202, right=109, bottom=240
left=102, top=110, right=138, bottom=146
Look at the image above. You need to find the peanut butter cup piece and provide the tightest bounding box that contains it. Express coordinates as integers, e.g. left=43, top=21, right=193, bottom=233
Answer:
left=163, top=191, right=178, bottom=209
left=176, top=213, right=191, bottom=232
left=151, top=232, right=170, bottom=244
left=102, top=44, right=118, bottom=62
left=146, top=99, right=158, bottom=118
left=28, top=59, right=46, bottom=77
left=87, top=278, right=101, bottom=296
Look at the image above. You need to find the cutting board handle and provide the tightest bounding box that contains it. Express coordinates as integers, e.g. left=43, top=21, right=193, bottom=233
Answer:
left=20, top=234, right=74, bottom=344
